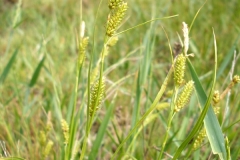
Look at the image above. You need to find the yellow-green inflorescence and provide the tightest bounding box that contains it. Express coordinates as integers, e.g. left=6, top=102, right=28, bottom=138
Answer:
left=43, top=140, right=54, bottom=159
left=233, top=75, right=240, bottom=84
left=79, top=36, right=89, bottom=65
left=175, top=80, right=194, bottom=112
left=61, top=119, right=69, bottom=145
left=39, top=130, right=47, bottom=147
left=174, top=54, right=186, bottom=86
left=89, top=78, right=105, bottom=117
left=193, top=128, right=206, bottom=150
left=109, top=0, right=124, bottom=9
left=212, top=90, right=220, bottom=115
left=106, top=1, right=128, bottom=37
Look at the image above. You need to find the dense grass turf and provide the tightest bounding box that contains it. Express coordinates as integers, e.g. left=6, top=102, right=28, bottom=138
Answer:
left=0, top=0, right=239, bottom=159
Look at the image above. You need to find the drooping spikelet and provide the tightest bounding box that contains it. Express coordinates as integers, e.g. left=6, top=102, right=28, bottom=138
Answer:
left=175, top=80, right=194, bottom=112
left=174, top=54, right=186, bottom=86
left=193, top=128, right=206, bottom=150
left=106, top=2, right=128, bottom=37
left=89, top=78, right=105, bottom=117
left=108, top=0, right=124, bottom=9
left=61, top=119, right=69, bottom=145
left=182, top=22, right=189, bottom=55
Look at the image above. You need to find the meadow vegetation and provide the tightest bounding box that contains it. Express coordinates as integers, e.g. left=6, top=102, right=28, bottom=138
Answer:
left=0, top=0, right=240, bottom=159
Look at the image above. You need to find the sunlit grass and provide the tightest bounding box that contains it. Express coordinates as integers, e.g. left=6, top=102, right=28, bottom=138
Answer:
left=0, top=0, right=239, bottom=159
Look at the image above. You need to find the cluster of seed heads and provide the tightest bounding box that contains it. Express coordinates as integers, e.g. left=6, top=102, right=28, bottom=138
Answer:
left=106, top=0, right=128, bottom=37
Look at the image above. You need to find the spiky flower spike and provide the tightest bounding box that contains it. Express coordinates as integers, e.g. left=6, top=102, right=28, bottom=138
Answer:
left=78, top=21, right=89, bottom=65
left=182, top=22, right=189, bottom=55
left=193, top=128, right=206, bottom=150
left=109, top=0, right=124, bottom=10
left=233, top=75, right=240, bottom=84
left=61, top=119, right=69, bottom=145
left=174, top=54, right=186, bottom=86
left=79, top=37, right=89, bottom=65
left=175, top=80, right=194, bottom=112
left=106, top=2, right=128, bottom=37
left=89, top=78, right=105, bottom=117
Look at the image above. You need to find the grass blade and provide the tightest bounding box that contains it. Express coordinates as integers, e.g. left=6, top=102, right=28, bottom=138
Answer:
left=173, top=30, right=226, bottom=159
left=0, top=48, right=19, bottom=84
left=111, top=64, right=174, bottom=160
left=28, top=56, right=45, bottom=87
left=88, top=94, right=117, bottom=160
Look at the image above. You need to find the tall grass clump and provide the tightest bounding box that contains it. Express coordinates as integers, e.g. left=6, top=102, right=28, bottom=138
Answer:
left=0, top=0, right=240, bottom=160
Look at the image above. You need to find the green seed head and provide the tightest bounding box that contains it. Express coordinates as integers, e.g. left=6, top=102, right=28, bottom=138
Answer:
left=79, top=37, right=89, bottom=65
left=193, top=128, right=206, bottom=150
left=89, top=78, right=105, bottom=117
left=175, top=80, right=194, bottom=112
left=109, top=0, right=124, bottom=9
left=106, top=2, right=128, bottom=37
left=43, top=140, right=54, bottom=158
left=233, top=75, right=240, bottom=84
left=174, top=54, right=186, bottom=86
left=61, top=119, right=69, bottom=145
left=212, top=90, right=220, bottom=104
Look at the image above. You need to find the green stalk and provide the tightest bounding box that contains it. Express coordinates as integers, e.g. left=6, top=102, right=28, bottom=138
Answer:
left=80, top=37, right=108, bottom=160
left=79, top=0, right=105, bottom=157
left=157, top=87, right=178, bottom=159
left=65, top=0, right=84, bottom=159
left=111, top=64, right=174, bottom=160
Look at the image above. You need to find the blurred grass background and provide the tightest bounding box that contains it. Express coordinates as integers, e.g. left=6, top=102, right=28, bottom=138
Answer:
left=0, top=0, right=239, bottom=159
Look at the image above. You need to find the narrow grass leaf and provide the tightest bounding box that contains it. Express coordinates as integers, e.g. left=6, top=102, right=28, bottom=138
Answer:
left=173, top=30, right=226, bottom=160
left=89, top=94, right=117, bottom=160
left=29, top=56, right=45, bottom=87
left=111, top=64, right=174, bottom=160
left=0, top=48, right=19, bottom=84
left=172, top=56, right=215, bottom=160
left=127, top=114, right=158, bottom=152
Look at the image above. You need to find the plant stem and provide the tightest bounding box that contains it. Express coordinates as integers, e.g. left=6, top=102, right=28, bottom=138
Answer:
left=111, top=64, right=174, bottom=160
left=158, top=87, right=178, bottom=160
